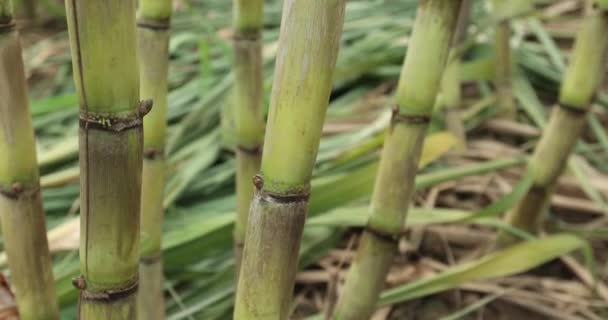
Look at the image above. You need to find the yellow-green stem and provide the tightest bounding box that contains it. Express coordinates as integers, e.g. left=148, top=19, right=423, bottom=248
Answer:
left=234, top=1, right=345, bottom=319
left=333, top=1, right=462, bottom=319
left=0, top=2, right=59, bottom=318
left=65, top=0, right=143, bottom=317
left=232, top=0, right=265, bottom=273
left=136, top=0, right=172, bottom=318
left=500, top=7, right=608, bottom=246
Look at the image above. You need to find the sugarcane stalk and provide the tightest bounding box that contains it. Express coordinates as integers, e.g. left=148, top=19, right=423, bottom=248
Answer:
left=234, top=1, right=345, bottom=319
left=491, top=0, right=517, bottom=119
left=65, top=0, right=144, bottom=318
left=499, top=6, right=608, bottom=246
left=333, top=1, right=463, bottom=319
left=136, top=0, right=172, bottom=318
left=442, top=0, right=472, bottom=151
left=0, top=2, right=59, bottom=319
left=12, top=0, right=35, bottom=21
left=232, top=0, right=265, bottom=273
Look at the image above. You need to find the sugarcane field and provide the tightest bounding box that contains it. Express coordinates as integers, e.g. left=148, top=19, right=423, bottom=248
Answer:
left=2, top=0, right=608, bottom=319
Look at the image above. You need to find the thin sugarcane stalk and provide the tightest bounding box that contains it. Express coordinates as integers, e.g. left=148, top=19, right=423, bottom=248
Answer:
left=136, top=0, right=172, bottom=319
left=232, top=0, right=265, bottom=273
left=442, top=0, right=472, bottom=151
left=0, top=2, right=59, bottom=319
left=332, top=1, right=463, bottom=319
left=499, top=6, right=608, bottom=246
left=492, top=0, right=516, bottom=119
left=234, top=1, right=345, bottom=319
left=65, top=0, right=144, bottom=317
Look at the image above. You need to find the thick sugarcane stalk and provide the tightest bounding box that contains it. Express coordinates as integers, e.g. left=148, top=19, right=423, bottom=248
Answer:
left=0, top=2, right=59, bottom=319
left=136, top=0, right=172, bottom=318
left=442, top=0, right=472, bottom=151
left=333, top=1, right=462, bottom=319
left=234, top=1, right=345, bottom=319
left=65, top=0, right=144, bottom=318
left=232, top=0, right=265, bottom=273
left=499, top=7, right=608, bottom=246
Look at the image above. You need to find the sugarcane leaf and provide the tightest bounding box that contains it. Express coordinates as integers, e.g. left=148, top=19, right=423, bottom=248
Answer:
left=378, top=234, right=586, bottom=306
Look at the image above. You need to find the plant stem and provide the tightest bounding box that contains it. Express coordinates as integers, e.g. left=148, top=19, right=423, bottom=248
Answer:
left=234, top=1, right=345, bottom=319
left=492, top=1, right=516, bottom=119
left=65, top=0, right=143, bottom=318
left=136, top=0, right=172, bottom=318
left=442, top=0, right=472, bottom=151
left=232, top=0, right=265, bottom=274
left=499, top=7, right=608, bottom=246
left=333, top=1, right=462, bottom=319
left=0, top=2, right=59, bottom=319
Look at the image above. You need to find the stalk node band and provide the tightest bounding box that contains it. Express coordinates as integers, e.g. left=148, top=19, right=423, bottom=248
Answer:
left=137, top=19, right=171, bottom=31
left=0, top=20, right=16, bottom=34
left=79, top=100, right=153, bottom=132
left=364, top=226, right=400, bottom=244
left=0, top=183, right=40, bottom=200
left=237, top=144, right=262, bottom=156
left=233, top=30, right=261, bottom=43
left=73, top=276, right=139, bottom=303
left=252, top=175, right=310, bottom=203
left=144, top=148, right=165, bottom=160
left=558, top=103, right=588, bottom=116
left=391, top=105, right=431, bottom=125
left=140, top=254, right=162, bottom=265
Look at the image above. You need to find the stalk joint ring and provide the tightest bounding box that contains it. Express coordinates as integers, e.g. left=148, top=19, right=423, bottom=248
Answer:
left=0, top=183, right=40, bottom=200
left=73, top=276, right=139, bottom=303
left=140, top=254, right=162, bottom=265
left=558, top=103, right=588, bottom=116
left=237, top=144, right=262, bottom=156
left=144, top=148, right=165, bottom=160
left=391, top=105, right=431, bottom=125
left=365, top=226, right=400, bottom=244
left=79, top=100, right=153, bottom=132
left=137, top=19, right=171, bottom=31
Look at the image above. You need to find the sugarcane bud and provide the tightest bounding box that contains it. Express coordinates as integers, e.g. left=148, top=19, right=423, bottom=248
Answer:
left=253, top=174, right=264, bottom=189
left=72, top=276, right=87, bottom=290
left=139, top=99, right=154, bottom=117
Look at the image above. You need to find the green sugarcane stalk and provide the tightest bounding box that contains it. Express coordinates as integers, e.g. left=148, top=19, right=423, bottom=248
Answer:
left=492, top=0, right=516, bottom=119
left=333, top=1, right=463, bottom=319
left=136, top=0, right=172, bottom=318
left=500, top=6, right=608, bottom=246
left=232, top=0, right=265, bottom=273
left=65, top=0, right=144, bottom=318
left=442, top=0, right=472, bottom=151
left=234, top=1, right=345, bottom=319
left=0, top=2, right=59, bottom=319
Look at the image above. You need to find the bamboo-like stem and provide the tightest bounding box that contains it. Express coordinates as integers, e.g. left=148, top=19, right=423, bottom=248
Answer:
left=333, top=1, right=462, bottom=319
left=499, top=7, right=608, bottom=246
left=442, top=0, right=472, bottom=151
left=65, top=0, right=143, bottom=318
left=234, top=1, right=345, bottom=319
left=0, top=2, right=59, bottom=319
left=492, top=1, right=516, bottom=119
left=232, top=0, right=265, bottom=273
left=136, top=0, right=172, bottom=318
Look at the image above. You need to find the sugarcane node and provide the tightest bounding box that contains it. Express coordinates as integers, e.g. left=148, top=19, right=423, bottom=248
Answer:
left=79, top=110, right=143, bottom=132
left=72, top=276, right=87, bottom=290
left=136, top=19, right=171, bottom=31
left=0, top=20, right=16, bottom=34
left=233, top=30, right=261, bottom=43
left=237, top=144, right=262, bottom=156
left=144, top=148, right=164, bottom=160
left=558, top=102, right=588, bottom=116
left=139, top=99, right=154, bottom=117
left=391, top=105, right=431, bottom=125
left=79, top=278, right=139, bottom=303
left=253, top=174, right=264, bottom=189
left=0, top=183, right=39, bottom=200
left=364, top=225, right=399, bottom=244
left=259, top=189, right=310, bottom=204
left=140, top=254, right=162, bottom=265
